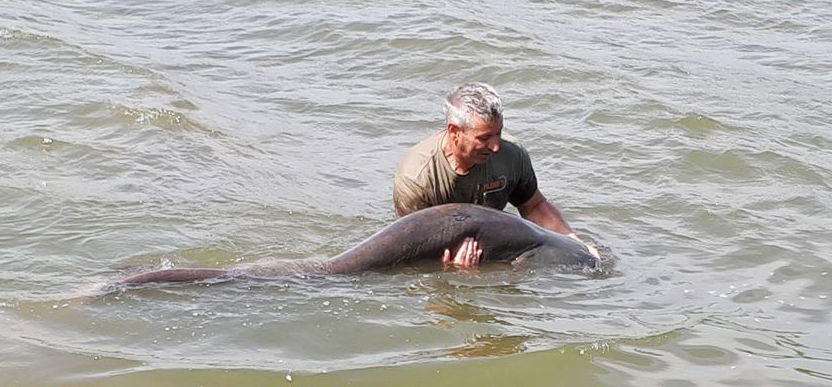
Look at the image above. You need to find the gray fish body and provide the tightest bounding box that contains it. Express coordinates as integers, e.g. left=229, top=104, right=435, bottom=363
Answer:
left=117, top=204, right=597, bottom=286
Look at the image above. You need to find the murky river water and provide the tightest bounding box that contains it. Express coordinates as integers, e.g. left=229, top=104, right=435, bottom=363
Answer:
left=2, top=0, right=831, bottom=385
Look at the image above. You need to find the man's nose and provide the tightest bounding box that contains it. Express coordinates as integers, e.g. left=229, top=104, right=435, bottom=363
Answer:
left=488, top=137, right=500, bottom=153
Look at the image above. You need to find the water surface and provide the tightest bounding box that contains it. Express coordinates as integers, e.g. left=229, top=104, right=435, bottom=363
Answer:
left=1, top=0, right=831, bottom=385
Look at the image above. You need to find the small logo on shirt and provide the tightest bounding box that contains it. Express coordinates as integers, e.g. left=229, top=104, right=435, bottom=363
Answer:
left=481, top=176, right=507, bottom=195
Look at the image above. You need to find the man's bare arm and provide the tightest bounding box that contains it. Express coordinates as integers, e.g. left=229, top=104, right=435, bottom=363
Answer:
left=518, top=190, right=600, bottom=259
left=517, top=190, right=573, bottom=235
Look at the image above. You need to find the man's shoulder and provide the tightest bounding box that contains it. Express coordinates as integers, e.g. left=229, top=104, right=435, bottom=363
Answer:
left=496, top=132, right=531, bottom=160
left=396, top=131, right=444, bottom=181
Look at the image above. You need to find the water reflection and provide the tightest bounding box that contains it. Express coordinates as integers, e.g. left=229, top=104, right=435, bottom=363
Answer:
left=446, top=333, right=529, bottom=358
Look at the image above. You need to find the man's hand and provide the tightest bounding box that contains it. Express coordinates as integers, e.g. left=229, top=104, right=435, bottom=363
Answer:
left=567, top=233, right=601, bottom=260
left=442, top=236, right=483, bottom=270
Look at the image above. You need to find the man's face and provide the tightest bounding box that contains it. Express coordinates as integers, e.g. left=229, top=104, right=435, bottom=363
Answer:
left=450, top=117, right=503, bottom=166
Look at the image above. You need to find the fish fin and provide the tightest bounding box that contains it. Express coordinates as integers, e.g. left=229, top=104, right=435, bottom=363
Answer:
left=510, top=249, right=539, bottom=268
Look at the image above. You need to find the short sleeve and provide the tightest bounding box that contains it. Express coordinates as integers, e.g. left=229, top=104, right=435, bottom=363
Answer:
left=508, top=146, right=538, bottom=207
left=393, top=175, right=431, bottom=216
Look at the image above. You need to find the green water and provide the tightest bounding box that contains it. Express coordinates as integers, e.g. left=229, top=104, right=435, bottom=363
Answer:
left=1, top=0, right=831, bottom=385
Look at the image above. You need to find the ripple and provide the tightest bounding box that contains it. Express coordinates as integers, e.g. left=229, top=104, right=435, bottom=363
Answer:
left=649, top=113, right=739, bottom=138
left=109, top=104, right=205, bottom=132
left=0, top=27, right=61, bottom=47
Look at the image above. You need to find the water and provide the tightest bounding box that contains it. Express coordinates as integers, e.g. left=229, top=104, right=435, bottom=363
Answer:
left=2, top=0, right=831, bottom=385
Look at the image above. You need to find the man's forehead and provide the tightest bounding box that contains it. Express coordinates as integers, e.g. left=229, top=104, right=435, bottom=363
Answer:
left=470, top=117, right=503, bottom=132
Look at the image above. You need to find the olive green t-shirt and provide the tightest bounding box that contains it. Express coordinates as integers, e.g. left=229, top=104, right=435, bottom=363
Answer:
left=393, top=131, right=538, bottom=216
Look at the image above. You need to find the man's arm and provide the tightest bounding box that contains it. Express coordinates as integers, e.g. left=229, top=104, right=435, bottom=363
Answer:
left=517, top=190, right=573, bottom=235
left=518, top=190, right=600, bottom=259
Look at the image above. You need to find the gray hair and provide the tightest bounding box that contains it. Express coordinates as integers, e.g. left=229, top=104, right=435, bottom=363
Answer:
left=444, top=83, right=503, bottom=130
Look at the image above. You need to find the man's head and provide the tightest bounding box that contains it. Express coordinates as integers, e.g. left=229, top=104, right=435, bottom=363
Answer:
left=444, top=83, right=504, bottom=169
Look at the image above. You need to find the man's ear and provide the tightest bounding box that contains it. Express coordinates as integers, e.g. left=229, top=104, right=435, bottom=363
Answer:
left=446, top=123, right=461, bottom=144
left=447, top=123, right=461, bottom=136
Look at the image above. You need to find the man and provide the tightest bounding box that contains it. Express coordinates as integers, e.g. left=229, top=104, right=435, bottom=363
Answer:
left=393, top=83, right=600, bottom=269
